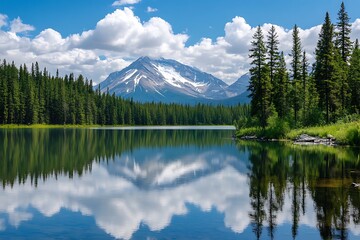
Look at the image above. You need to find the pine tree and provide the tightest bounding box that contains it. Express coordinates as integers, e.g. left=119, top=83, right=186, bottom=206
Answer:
left=335, top=2, right=352, bottom=63
left=314, top=12, right=340, bottom=123
left=291, top=25, right=303, bottom=126
left=248, top=26, right=271, bottom=128
left=301, top=51, right=309, bottom=123
left=266, top=25, right=280, bottom=103
left=273, top=52, right=289, bottom=118
left=349, top=39, right=360, bottom=113
left=334, top=2, right=352, bottom=114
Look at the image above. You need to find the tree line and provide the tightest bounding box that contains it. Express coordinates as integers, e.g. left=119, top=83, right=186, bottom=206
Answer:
left=248, top=2, right=360, bottom=129
left=0, top=60, right=249, bottom=125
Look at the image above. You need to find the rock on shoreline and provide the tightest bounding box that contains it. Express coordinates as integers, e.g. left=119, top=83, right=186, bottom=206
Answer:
left=239, top=133, right=337, bottom=146
left=294, top=134, right=336, bottom=146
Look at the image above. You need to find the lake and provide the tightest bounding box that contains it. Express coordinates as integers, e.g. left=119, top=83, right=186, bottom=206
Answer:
left=0, top=127, right=360, bottom=240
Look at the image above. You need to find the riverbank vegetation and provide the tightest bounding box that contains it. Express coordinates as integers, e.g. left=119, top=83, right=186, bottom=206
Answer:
left=237, top=2, right=360, bottom=145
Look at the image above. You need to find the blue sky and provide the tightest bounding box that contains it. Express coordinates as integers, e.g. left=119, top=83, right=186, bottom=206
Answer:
left=0, top=0, right=360, bottom=84
left=2, top=0, right=360, bottom=44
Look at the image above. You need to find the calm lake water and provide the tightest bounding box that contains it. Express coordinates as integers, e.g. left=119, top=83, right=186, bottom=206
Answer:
left=1, top=127, right=360, bottom=240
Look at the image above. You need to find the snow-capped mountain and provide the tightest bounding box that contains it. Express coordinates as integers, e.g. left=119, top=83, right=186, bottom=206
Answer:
left=99, top=57, right=249, bottom=104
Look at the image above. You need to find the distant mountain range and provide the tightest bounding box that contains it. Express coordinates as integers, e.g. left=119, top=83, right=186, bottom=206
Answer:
left=98, top=56, right=250, bottom=105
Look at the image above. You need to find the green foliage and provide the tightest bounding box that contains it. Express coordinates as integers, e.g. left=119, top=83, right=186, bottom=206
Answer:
left=335, top=1, right=353, bottom=63
left=286, top=120, right=360, bottom=145
left=266, top=25, right=280, bottom=94
left=313, top=12, right=346, bottom=123
left=346, top=125, right=360, bottom=146
left=273, top=52, right=290, bottom=119
left=349, top=39, right=360, bottom=113
left=0, top=60, right=248, bottom=126
left=249, top=26, right=272, bottom=128
left=265, top=112, right=290, bottom=139
left=236, top=126, right=261, bottom=138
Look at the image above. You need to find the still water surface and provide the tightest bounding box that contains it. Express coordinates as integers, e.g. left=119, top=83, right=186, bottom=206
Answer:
left=0, top=127, right=360, bottom=239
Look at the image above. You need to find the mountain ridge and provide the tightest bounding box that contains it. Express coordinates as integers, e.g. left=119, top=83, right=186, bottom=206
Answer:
left=99, top=56, right=250, bottom=105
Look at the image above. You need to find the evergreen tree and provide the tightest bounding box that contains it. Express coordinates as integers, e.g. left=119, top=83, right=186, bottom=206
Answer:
left=291, top=25, right=303, bottom=126
left=301, top=51, right=309, bottom=122
left=248, top=26, right=272, bottom=128
left=314, top=12, right=340, bottom=123
left=0, top=60, right=8, bottom=124
left=349, top=39, right=360, bottom=113
left=266, top=25, right=280, bottom=103
left=273, top=52, right=289, bottom=118
left=335, top=2, right=352, bottom=63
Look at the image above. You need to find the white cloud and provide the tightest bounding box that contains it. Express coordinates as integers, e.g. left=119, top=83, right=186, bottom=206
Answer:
left=31, top=28, right=67, bottom=54
left=0, top=14, right=8, bottom=28
left=112, top=0, right=141, bottom=6
left=147, top=6, right=158, bottom=13
left=72, top=8, right=188, bottom=59
left=351, top=19, right=360, bottom=42
left=1, top=8, right=360, bottom=85
left=10, top=17, right=35, bottom=33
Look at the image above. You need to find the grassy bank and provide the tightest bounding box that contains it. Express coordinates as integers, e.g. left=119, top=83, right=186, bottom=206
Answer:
left=286, top=121, right=360, bottom=145
left=237, top=120, right=360, bottom=146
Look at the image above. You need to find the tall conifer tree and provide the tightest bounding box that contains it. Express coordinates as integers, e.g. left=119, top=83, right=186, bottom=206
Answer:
left=273, top=52, right=289, bottom=118
left=266, top=25, right=280, bottom=104
left=349, top=39, right=360, bottom=113
left=291, top=25, right=303, bottom=126
left=248, top=26, right=271, bottom=128
left=301, top=51, right=309, bottom=123
left=335, top=2, right=352, bottom=63
left=314, top=12, right=338, bottom=123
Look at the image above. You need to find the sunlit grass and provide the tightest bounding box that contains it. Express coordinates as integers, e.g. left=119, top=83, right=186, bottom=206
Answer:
left=287, top=121, right=360, bottom=145
left=237, top=120, right=360, bottom=146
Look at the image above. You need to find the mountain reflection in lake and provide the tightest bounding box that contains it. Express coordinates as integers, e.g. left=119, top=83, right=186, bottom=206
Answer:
left=0, top=128, right=360, bottom=240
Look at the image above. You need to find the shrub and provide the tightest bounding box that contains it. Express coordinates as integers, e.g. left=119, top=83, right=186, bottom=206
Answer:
left=264, top=113, right=290, bottom=139
left=346, top=126, right=360, bottom=146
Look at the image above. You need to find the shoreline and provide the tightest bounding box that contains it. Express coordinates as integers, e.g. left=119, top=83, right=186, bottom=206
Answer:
left=239, top=134, right=337, bottom=146
left=0, top=124, right=236, bottom=130
left=236, top=121, right=360, bottom=147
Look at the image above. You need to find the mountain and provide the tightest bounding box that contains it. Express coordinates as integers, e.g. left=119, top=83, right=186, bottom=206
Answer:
left=227, top=73, right=250, bottom=95
left=99, top=57, right=249, bottom=105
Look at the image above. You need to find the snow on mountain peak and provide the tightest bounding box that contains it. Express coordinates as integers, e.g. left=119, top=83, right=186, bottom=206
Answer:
left=98, top=57, right=249, bottom=104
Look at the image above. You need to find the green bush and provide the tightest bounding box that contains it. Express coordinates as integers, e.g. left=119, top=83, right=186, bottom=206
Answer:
left=264, top=114, right=290, bottom=139
left=346, top=126, right=360, bottom=146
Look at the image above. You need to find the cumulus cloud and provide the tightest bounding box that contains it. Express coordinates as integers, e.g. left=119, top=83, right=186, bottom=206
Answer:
left=112, top=0, right=141, bottom=6
left=147, top=6, right=158, bottom=13
left=73, top=8, right=188, bottom=58
left=1, top=8, right=360, bottom=85
left=10, top=17, right=35, bottom=33
left=0, top=14, right=7, bottom=28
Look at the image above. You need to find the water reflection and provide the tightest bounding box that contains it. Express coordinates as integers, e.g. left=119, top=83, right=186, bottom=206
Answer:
left=0, top=129, right=360, bottom=239
left=244, top=141, right=360, bottom=240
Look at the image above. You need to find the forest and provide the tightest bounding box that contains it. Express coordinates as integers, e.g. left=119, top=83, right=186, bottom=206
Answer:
left=246, top=2, right=360, bottom=130
left=0, top=60, right=248, bottom=126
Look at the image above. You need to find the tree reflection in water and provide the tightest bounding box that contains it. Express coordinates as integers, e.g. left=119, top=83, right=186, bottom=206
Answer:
left=0, top=129, right=360, bottom=239
left=244, top=141, right=360, bottom=240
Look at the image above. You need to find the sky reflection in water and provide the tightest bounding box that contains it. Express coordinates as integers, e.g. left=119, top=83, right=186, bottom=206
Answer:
left=0, top=128, right=359, bottom=240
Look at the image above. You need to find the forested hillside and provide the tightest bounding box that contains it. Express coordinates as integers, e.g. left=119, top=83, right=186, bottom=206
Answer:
left=0, top=60, right=248, bottom=125
left=247, top=2, right=360, bottom=129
